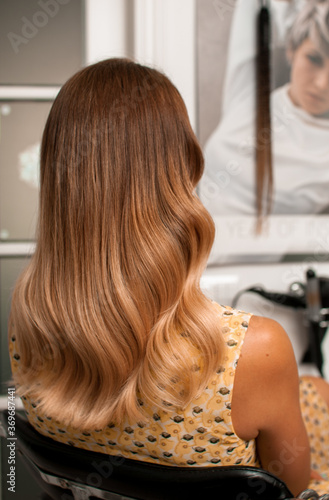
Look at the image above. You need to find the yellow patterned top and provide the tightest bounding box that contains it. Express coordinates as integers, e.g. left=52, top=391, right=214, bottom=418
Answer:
left=9, top=303, right=259, bottom=468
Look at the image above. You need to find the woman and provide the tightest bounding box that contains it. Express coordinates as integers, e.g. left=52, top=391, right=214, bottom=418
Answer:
left=200, top=0, right=329, bottom=216
left=9, top=59, right=329, bottom=496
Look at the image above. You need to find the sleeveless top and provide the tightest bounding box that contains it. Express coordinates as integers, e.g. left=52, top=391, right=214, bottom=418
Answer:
left=9, top=303, right=259, bottom=468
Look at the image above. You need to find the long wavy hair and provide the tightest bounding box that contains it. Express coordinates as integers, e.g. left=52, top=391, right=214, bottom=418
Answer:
left=9, top=59, right=224, bottom=429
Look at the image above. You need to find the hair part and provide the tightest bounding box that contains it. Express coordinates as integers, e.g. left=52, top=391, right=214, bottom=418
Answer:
left=10, top=58, right=225, bottom=429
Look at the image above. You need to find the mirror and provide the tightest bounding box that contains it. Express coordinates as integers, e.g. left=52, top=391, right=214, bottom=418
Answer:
left=197, top=0, right=329, bottom=263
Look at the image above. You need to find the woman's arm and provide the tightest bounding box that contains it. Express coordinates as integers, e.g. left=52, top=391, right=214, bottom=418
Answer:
left=232, top=316, right=310, bottom=497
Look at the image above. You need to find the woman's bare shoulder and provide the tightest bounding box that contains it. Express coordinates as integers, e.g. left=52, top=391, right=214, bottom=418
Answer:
left=241, top=315, right=296, bottom=368
left=232, top=314, right=300, bottom=440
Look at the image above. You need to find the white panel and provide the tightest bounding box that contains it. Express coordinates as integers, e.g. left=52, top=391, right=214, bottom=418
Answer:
left=0, top=243, right=36, bottom=257
left=85, top=0, right=127, bottom=64
left=160, top=0, right=196, bottom=130
left=134, top=0, right=155, bottom=64
left=134, top=0, right=196, bottom=129
left=0, top=86, right=60, bottom=100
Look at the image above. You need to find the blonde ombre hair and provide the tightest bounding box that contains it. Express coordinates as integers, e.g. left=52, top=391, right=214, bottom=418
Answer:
left=10, top=59, right=224, bottom=429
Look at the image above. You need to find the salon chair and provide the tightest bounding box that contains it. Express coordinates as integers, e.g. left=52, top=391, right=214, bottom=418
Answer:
left=0, top=410, right=295, bottom=500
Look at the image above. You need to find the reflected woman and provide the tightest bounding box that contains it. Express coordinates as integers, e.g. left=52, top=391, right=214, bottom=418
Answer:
left=201, top=0, right=329, bottom=216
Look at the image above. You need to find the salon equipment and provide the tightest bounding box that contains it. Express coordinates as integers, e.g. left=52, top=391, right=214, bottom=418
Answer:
left=299, top=491, right=329, bottom=500
left=232, top=269, right=329, bottom=376
left=304, top=270, right=325, bottom=375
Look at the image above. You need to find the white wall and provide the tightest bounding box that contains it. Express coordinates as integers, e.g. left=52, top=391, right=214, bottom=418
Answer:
left=85, top=0, right=197, bottom=129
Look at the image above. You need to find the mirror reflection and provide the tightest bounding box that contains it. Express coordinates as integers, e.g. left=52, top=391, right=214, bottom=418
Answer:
left=200, top=0, right=329, bottom=216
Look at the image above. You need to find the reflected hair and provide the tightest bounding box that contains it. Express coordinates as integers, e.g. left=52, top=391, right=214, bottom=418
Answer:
left=10, top=59, right=224, bottom=429
left=286, top=0, right=329, bottom=56
left=256, top=5, right=273, bottom=230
